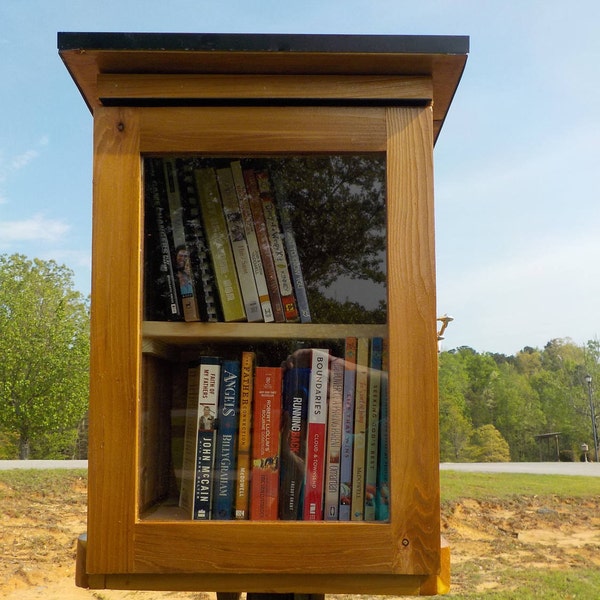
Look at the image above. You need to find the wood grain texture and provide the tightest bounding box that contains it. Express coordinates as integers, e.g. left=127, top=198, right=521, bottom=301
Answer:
left=386, top=106, right=441, bottom=575
left=98, top=74, right=433, bottom=102
left=87, top=107, right=142, bottom=574
left=139, top=106, right=386, bottom=154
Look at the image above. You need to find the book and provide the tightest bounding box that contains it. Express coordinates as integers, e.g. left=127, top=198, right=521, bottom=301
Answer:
left=179, top=363, right=201, bottom=517
left=303, top=349, right=330, bottom=521
left=216, top=167, right=263, bottom=322
left=235, top=351, right=255, bottom=519
left=194, top=168, right=246, bottom=322
left=255, top=170, right=299, bottom=322
left=324, top=356, right=345, bottom=520
left=250, top=366, right=283, bottom=520
left=242, top=169, right=286, bottom=323
left=193, top=356, right=221, bottom=520
left=212, top=359, right=241, bottom=520
left=144, top=157, right=182, bottom=321
left=162, top=158, right=201, bottom=321
left=376, top=339, right=390, bottom=521
left=339, top=337, right=357, bottom=520
left=364, top=336, right=383, bottom=521
left=350, top=338, right=370, bottom=520
left=270, top=171, right=312, bottom=323
left=279, top=365, right=311, bottom=520
left=176, top=158, right=222, bottom=322
left=230, top=161, right=275, bottom=323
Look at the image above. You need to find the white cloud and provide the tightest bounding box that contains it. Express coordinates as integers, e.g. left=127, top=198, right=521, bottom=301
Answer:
left=0, top=213, right=70, bottom=246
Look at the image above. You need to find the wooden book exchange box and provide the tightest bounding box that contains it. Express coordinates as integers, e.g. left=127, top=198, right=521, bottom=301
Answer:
left=58, top=32, right=468, bottom=597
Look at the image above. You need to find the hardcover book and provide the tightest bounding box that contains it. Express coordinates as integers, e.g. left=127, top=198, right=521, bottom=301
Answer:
left=250, top=366, right=283, bottom=520
left=270, top=171, right=312, bottom=323
left=212, top=359, right=241, bottom=520
left=177, top=158, right=221, bottom=322
left=339, top=337, right=357, bottom=520
left=144, top=157, right=182, bottom=321
left=324, top=356, right=345, bottom=520
left=194, top=168, right=246, bottom=322
left=255, top=170, right=299, bottom=322
left=216, top=166, right=263, bottom=322
left=242, top=169, right=286, bottom=322
left=350, top=338, right=370, bottom=520
left=162, top=158, right=201, bottom=321
left=193, top=356, right=221, bottom=520
left=230, top=161, right=275, bottom=323
left=235, top=351, right=255, bottom=519
left=279, top=365, right=311, bottom=520
left=364, top=336, right=383, bottom=521
left=303, top=349, right=330, bottom=521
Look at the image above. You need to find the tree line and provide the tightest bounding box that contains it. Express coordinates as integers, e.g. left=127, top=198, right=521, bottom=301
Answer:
left=2, top=251, right=599, bottom=463
left=439, top=340, right=600, bottom=462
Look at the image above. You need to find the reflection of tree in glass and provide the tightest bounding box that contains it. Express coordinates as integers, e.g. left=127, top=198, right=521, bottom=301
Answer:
left=269, top=156, right=386, bottom=287
left=268, top=155, right=386, bottom=323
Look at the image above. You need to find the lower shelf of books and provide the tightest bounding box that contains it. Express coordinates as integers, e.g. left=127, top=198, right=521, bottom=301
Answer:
left=140, top=334, right=390, bottom=523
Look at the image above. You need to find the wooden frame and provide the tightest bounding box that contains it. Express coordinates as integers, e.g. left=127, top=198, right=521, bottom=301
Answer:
left=60, top=32, right=468, bottom=596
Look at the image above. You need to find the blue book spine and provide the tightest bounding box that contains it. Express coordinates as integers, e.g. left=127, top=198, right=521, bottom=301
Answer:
left=279, top=366, right=311, bottom=519
left=212, top=359, right=241, bottom=520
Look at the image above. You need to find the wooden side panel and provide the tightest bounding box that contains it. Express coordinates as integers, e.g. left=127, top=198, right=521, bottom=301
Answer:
left=386, top=106, right=440, bottom=574
left=87, top=107, right=142, bottom=573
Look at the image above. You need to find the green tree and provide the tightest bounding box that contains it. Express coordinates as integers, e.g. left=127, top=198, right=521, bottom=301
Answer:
left=465, top=424, right=511, bottom=462
left=0, top=254, right=89, bottom=459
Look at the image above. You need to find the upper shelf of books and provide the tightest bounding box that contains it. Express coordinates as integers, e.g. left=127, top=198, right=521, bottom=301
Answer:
left=144, top=154, right=387, bottom=329
left=57, top=32, right=469, bottom=142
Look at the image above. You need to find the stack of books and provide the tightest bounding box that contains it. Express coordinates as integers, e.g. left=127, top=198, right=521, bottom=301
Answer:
left=144, top=157, right=311, bottom=325
left=178, top=338, right=389, bottom=522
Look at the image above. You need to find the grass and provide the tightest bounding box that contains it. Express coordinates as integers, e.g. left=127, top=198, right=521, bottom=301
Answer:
left=0, top=468, right=87, bottom=499
left=440, top=469, right=600, bottom=503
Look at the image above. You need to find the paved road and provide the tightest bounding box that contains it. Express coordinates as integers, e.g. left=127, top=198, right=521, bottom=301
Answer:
left=441, top=462, right=600, bottom=476
left=0, top=460, right=88, bottom=470
left=2, top=460, right=600, bottom=476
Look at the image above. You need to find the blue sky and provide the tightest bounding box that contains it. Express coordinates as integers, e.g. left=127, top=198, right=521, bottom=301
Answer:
left=1, top=0, right=599, bottom=355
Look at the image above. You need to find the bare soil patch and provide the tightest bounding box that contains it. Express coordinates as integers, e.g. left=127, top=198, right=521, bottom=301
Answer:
left=1, top=473, right=599, bottom=598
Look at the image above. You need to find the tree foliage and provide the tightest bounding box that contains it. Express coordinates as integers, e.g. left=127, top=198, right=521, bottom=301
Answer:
left=0, top=254, right=89, bottom=459
left=439, top=338, right=600, bottom=462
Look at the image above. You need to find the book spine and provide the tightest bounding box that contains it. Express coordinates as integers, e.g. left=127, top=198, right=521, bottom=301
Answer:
left=242, top=169, right=286, bottom=323
left=324, top=356, right=344, bottom=520
left=338, top=337, right=357, bottom=521
left=255, top=171, right=299, bottom=322
left=270, top=172, right=312, bottom=323
left=177, top=159, right=221, bottom=322
left=194, top=168, right=246, bottom=322
left=230, top=161, right=275, bottom=323
left=193, top=356, right=221, bottom=520
left=279, top=366, right=311, bottom=520
left=144, top=157, right=182, bottom=320
left=350, top=338, right=370, bottom=520
left=364, top=336, right=383, bottom=521
left=216, top=167, right=263, bottom=323
left=235, top=351, right=255, bottom=519
left=212, top=359, right=241, bottom=520
left=376, top=339, right=390, bottom=521
left=179, top=364, right=201, bottom=517
left=162, top=158, right=201, bottom=321
left=250, top=366, right=283, bottom=520
left=303, top=349, right=330, bottom=521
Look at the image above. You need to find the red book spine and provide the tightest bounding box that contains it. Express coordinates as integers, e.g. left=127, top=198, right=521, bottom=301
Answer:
left=250, top=366, right=283, bottom=520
